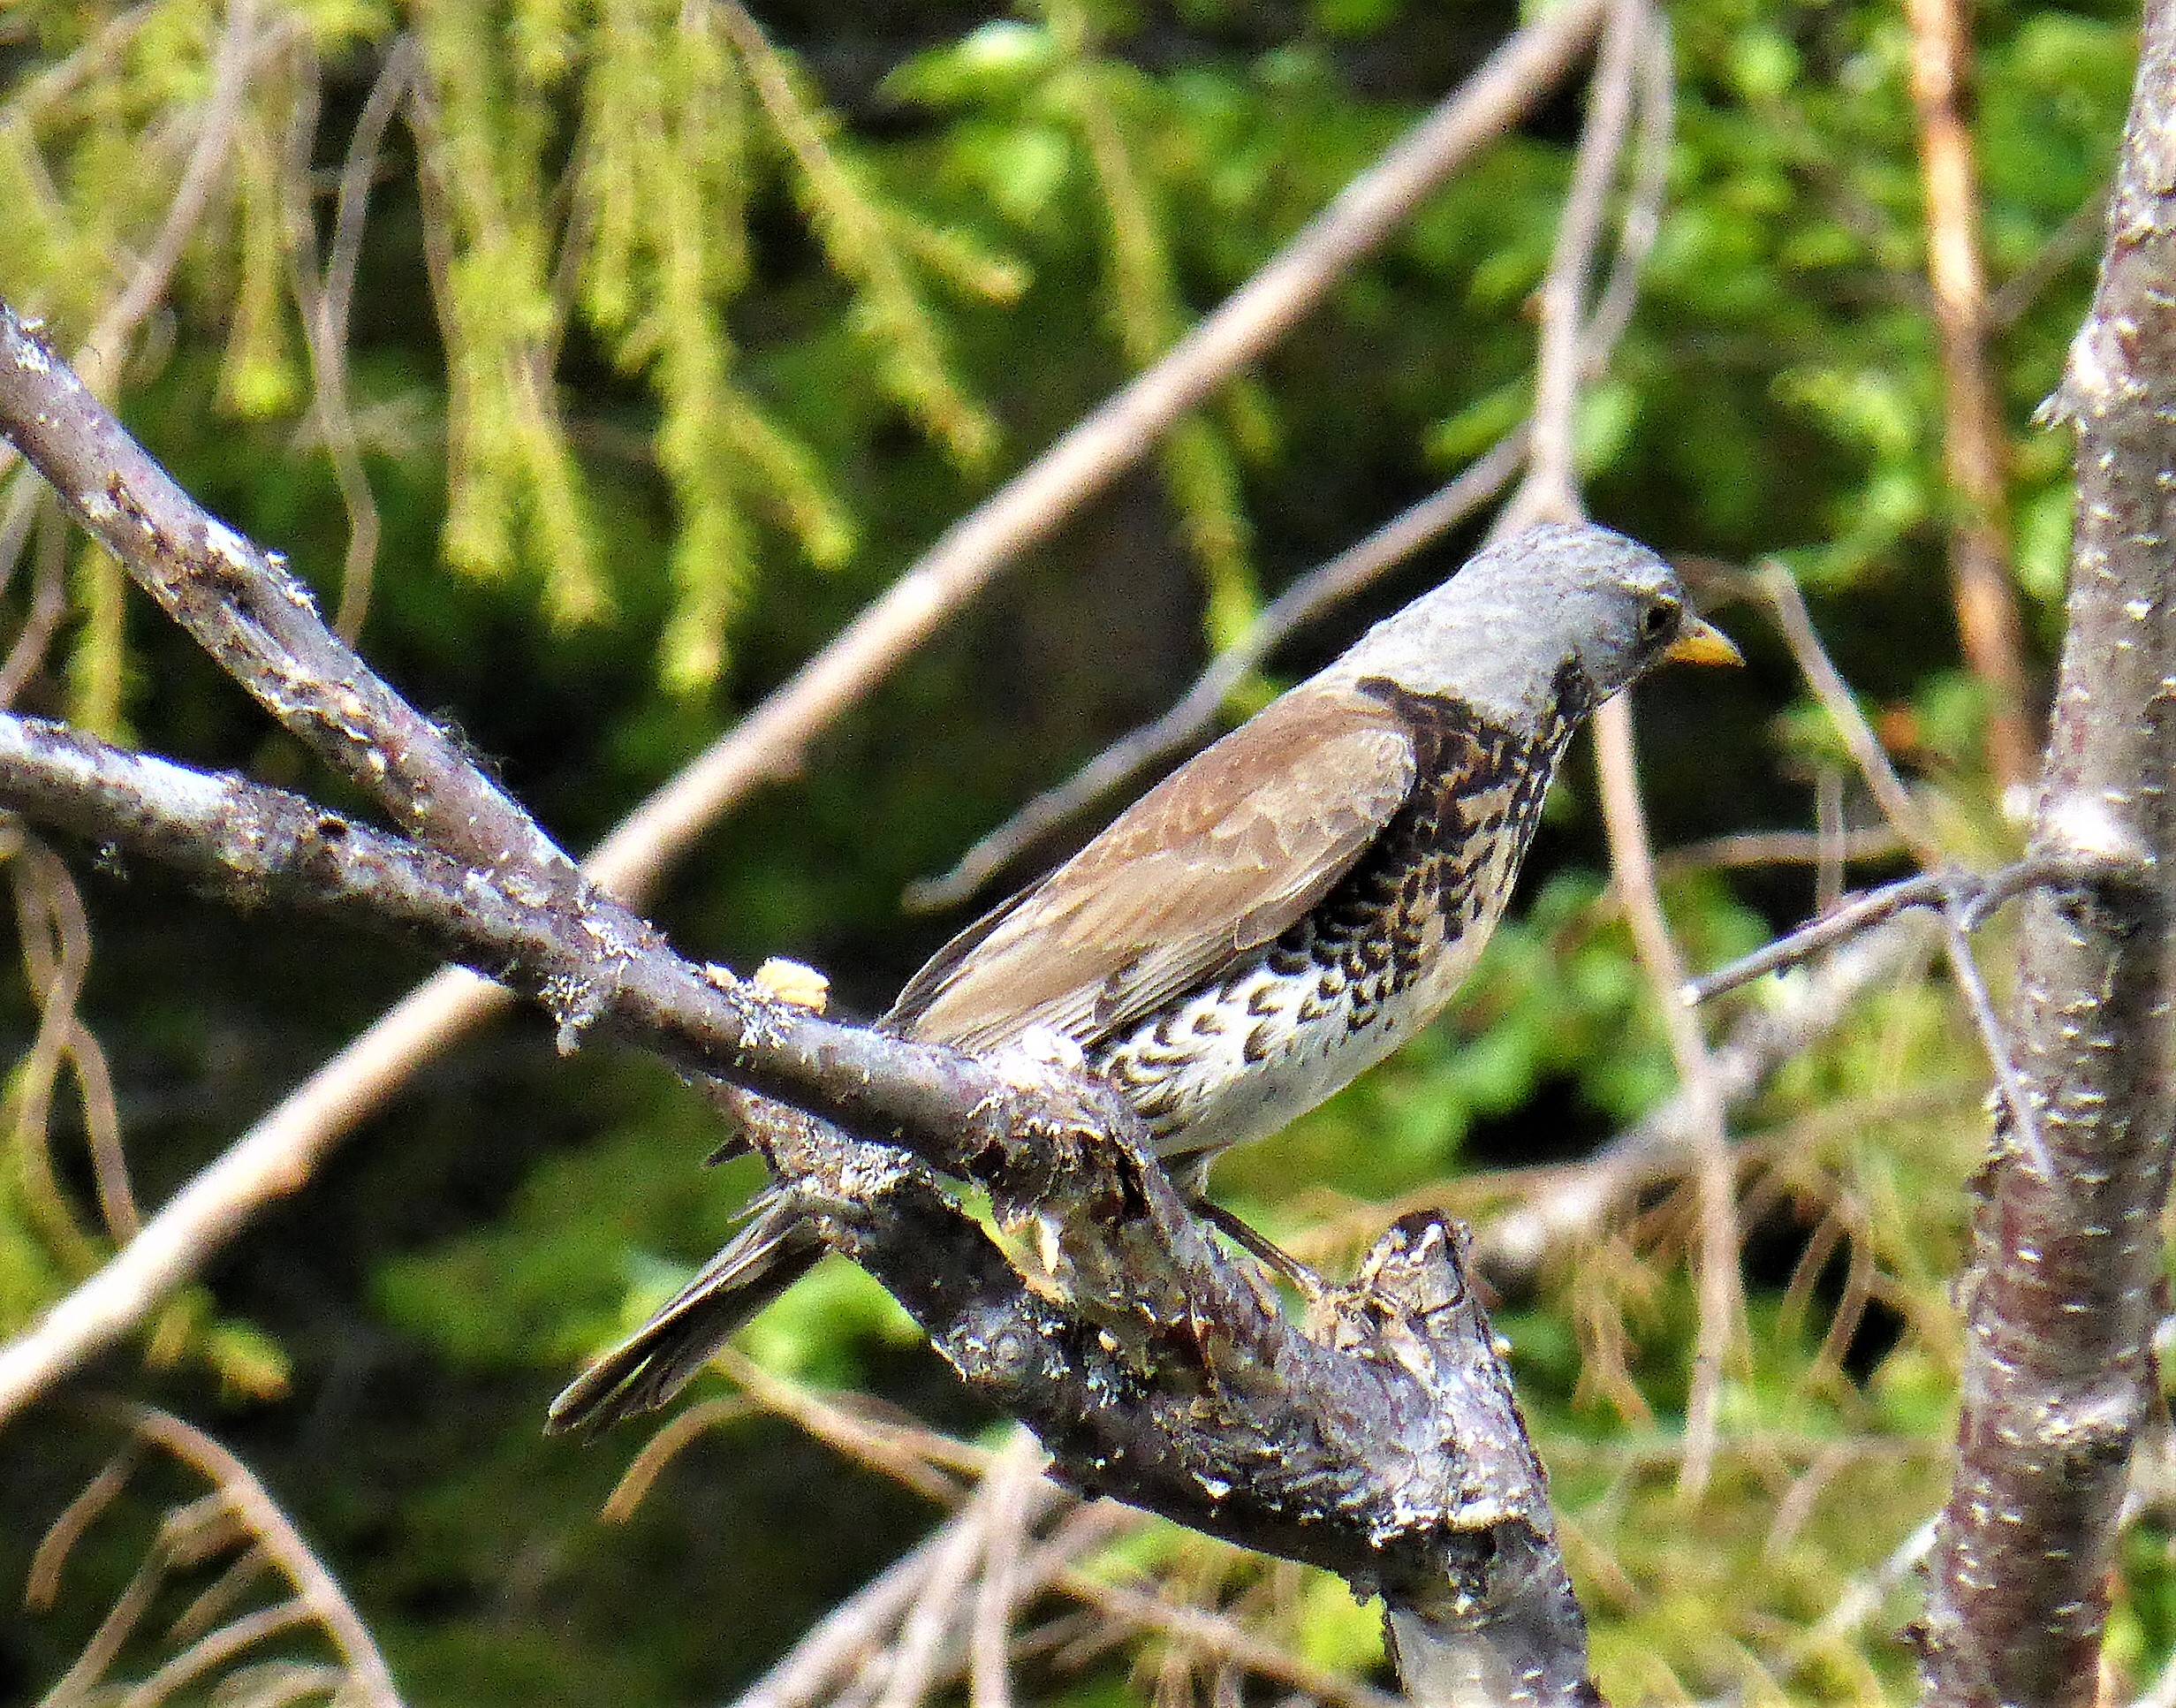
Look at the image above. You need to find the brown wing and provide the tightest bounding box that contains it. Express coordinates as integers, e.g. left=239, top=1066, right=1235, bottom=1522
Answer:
left=887, top=683, right=1418, bottom=1053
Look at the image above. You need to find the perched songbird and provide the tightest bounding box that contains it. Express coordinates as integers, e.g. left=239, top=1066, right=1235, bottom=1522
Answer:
left=549, top=522, right=1739, bottom=1433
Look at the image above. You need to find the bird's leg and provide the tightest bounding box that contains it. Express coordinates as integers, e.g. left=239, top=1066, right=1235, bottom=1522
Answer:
left=1187, top=1196, right=1328, bottom=1302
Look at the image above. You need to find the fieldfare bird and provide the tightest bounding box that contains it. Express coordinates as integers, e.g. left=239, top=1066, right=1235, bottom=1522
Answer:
left=549, top=521, right=1739, bottom=1433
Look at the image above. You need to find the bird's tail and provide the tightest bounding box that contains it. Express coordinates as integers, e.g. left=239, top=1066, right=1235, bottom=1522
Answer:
left=546, top=1189, right=823, bottom=1436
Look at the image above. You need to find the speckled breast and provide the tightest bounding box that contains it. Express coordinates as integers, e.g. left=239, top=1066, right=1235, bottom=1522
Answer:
left=1093, top=685, right=1573, bottom=1172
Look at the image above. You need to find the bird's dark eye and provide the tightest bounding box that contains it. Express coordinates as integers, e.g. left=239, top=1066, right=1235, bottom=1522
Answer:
left=1641, top=600, right=1677, bottom=639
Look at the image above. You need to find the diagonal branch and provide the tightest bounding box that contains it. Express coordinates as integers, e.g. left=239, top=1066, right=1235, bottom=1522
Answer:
left=0, top=273, right=1604, bottom=1697
left=0, top=710, right=1595, bottom=1703
left=0, top=306, right=594, bottom=912
left=0, top=2, right=1614, bottom=1424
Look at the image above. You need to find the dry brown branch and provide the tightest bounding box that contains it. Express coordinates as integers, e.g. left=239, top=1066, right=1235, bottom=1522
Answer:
left=1685, top=853, right=2109, bottom=1004
left=1904, top=0, right=2036, bottom=800
left=125, top=1409, right=402, bottom=1708
left=1650, top=824, right=1904, bottom=883
left=0, top=304, right=1600, bottom=1699
left=5, top=827, right=137, bottom=1272
left=1758, top=564, right=1945, bottom=865
left=72, top=0, right=262, bottom=402
left=1592, top=699, right=1745, bottom=1498
left=870, top=1445, right=1049, bottom=1705
left=1485, top=0, right=1748, bottom=1499
left=730, top=1479, right=1083, bottom=1708
left=1988, top=183, right=2112, bottom=330
left=0, top=0, right=1611, bottom=1426
left=968, top=1432, right=1045, bottom=1708
left=1745, top=566, right=2063, bottom=1176
left=913, top=0, right=1676, bottom=914
left=27, top=1406, right=402, bottom=1708
left=1497, top=0, right=1646, bottom=536
left=0, top=500, right=71, bottom=706
left=26, top=1439, right=144, bottom=1611
left=873, top=1469, right=1010, bottom=1708
left=4, top=3, right=168, bottom=127
left=599, top=1395, right=761, bottom=1522
left=1920, top=2, right=2176, bottom=1691
left=1472, top=915, right=1938, bottom=1287
left=715, top=1348, right=979, bottom=1505
left=286, top=35, right=416, bottom=638
left=1054, top=1569, right=1401, bottom=1708
left=0, top=469, right=46, bottom=611
left=905, top=429, right=1529, bottom=912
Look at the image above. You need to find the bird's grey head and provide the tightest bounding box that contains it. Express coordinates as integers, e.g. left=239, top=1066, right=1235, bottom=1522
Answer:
left=1324, top=523, right=1735, bottom=730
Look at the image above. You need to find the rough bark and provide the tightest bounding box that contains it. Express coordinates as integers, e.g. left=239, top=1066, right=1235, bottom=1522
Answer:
left=1920, top=4, right=2176, bottom=1700
left=0, top=309, right=1596, bottom=1704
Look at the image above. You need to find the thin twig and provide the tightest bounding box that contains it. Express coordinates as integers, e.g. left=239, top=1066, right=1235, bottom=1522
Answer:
left=1938, top=916, right=2054, bottom=1178
left=1593, top=696, right=1745, bottom=1499
left=1789, top=1516, right=1937, bottom=1672
left=731, top=1479, right=1077, bottom=1708
left=874, top=1467, right=1012, bottom=1708
left=1476, top=915, right=1937, bottom=1287
left=1758, top=563, right=1945, bottom=865
left=111, top=1599, right=316, bottom=1708
left=716, top=1349, right=977, bottom=1505
left=1494, top=0, right=1748, bottom=1500
left=1815, top=766, right=1847, bottom=916
left=292, top=35, right=416, bottom=638
left=906, top=429, right=1528, bottom=911
left=1684, top=853, right=2105, bottom=1004
left=1652, top=824, right=1905, bottom=882
left=26, top=1439, right=145, bottom=1610
left=1581, top=19, right=1674, bottom=369
left=1751, top=565, right=2070, bottom=1178
left=1988, top=183, right=2112, bottom=331
left=968, top=1433, right=1046, bottom=1708
left=125, top=1407, right=404, bottom=1708
left=74, top=0, right=262, bottom=402
left=1497, top=0, right=1645, bottom=535
left=164, top=1545, right=273, bottom=1648
left=916, top=0, right=1672, bottom=912
left=0, top=498, right=71, bottom=707
left=4, top=2, right=169, bottom=128
left=1051, top=1570, right=1402, bottom=1708
left=599, top=1396, right=760, bottom=1522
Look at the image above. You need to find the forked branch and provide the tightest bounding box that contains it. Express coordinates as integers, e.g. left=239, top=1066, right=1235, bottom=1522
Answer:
left=0, top=0, right=1613, bottom=1434
left=0, top=305, right=1596, bottom=1702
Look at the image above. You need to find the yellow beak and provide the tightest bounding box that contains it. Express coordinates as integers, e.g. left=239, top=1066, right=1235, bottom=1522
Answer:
left=1664, top=615, right=1743, bottom=667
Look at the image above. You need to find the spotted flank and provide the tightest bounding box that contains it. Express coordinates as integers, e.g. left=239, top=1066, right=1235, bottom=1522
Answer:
left=547, top=521, right=1729, bottom=1432
left=1097, top=682, right=1571, bottom=1168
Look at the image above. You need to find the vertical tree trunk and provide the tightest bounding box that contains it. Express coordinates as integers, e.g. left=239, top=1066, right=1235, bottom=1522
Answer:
left=1921, top=4, right=2176, bottom=1702
left=1905, top=0, right=2036, bottom=801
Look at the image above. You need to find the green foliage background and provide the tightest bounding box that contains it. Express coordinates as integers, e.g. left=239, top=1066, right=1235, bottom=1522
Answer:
left=0, top=0, right=2169, bottom=1703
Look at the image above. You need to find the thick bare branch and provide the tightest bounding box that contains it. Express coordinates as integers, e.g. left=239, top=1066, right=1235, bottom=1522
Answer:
left=0, top=713, right=1591, bottom=1699
left=0, top=4, right=1612, bottom=1420
left=1920, top=3, right=2176, bottom=1696
left=0, top=306, right=592, bottom=909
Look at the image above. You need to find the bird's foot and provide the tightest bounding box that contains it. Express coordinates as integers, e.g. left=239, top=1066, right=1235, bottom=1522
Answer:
left=1187, top=1196, right=1327, bottom=1303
